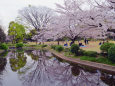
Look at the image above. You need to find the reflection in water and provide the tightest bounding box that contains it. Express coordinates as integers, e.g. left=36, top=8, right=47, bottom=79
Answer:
left=19, top=50, right=110, bottom=86
left=101, top=73, right=115, bottom=86
left=0, top=58, right=7, bottom=86
left=20, top=50, right=56, bottom=86
left=9, top=51, right=27, bottom=72
left=0, top=51, right=8, bottom=58
left=71, top=66, right=80, bottom=76
left=26, top=50, right=39, bottom=61
left=0, top=50, right=115, bottom=86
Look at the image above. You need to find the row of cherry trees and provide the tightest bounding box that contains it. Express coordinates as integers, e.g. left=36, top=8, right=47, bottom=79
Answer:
left=52, top=0, right=115, bottom=43
left=18, top=0, right=115, bottom=43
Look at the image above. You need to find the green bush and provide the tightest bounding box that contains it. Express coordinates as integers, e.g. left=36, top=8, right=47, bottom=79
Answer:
left=0, top=43, right=8, bottom=50
left=70, top=44, right=79, bottom=55
left=96, top=58, right=111, bottom=64
left=41, top=45, right=47, bottom=48
left=108, top=45, right=115, bottom=62
left=100, top=43, right=114, bottom=53
left=55, top=45, right=64, bottom=52
left=83, top=51, right=97, bottom=57
left=16, top=43, right=24, bottom=48
left=78, top=49, right=85, bottom=56
left=51, top=45, right=56, bottom=50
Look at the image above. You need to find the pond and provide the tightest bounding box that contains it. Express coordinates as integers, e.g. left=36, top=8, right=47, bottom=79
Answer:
left=0, top=50, right=115, bottom=86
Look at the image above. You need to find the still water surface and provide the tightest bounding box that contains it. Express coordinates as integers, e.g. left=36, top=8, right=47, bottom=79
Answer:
left=0, top=50, right=115, bottom=86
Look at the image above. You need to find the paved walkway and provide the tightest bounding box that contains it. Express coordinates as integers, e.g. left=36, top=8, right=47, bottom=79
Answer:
left=51, top=50, right=115, bottom=74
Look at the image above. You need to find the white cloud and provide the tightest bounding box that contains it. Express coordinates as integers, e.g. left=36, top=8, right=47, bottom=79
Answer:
left=0, top=0, right=63, bottom=32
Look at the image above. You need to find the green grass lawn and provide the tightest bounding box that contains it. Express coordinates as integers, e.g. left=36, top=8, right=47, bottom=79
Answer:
left=44, top=40, right=115, bottom=53
left=8, top=40, right=115, bottom=53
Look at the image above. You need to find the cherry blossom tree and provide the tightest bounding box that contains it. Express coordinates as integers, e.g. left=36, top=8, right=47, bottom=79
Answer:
left=54, top=0, right=115, bottom=43
left=87, top=0, right=115, bottom=39
left=18, top=0, right=115, bottom=43
left=55, top=0, right=106, bottom=43
left=18, top=6, right=56, bottom=44
left=32, top=15, right=66, bottom=45
left=55, top=0, right=87, bottom=43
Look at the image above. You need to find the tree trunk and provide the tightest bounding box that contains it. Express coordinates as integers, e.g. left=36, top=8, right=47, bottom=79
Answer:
left=72, top=36, right=78, bottom=44
left=36, top=40, right=37, bottom=45
left=72, top=39, right=75, bottom=44
left=70, top=39, right=75, bottom=46
left=39, top=42, right=41, bottom=45
left=57, top=41, right=60, bottom=45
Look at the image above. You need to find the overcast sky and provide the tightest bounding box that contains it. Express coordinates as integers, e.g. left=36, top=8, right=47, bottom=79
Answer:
left=0, top=0, right=63, bottom=32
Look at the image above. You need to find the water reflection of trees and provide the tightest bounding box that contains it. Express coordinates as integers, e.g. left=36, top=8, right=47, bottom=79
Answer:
left=18, top=50, right=110, bottom=86
left=100, top=73, right=115, bottom=86
left=26, top=50, right=39, bottom=61
left=0, top=51, right=8, bottom=58
left=9, top=51, right=27, bottom=72
left=0, top=58, right=7, bottom=86
left=20, top=50, right=55, bottom=86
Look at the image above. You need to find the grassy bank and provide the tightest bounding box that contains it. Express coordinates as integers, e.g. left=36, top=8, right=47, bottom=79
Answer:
left=64, top=51, right=115, bottom=66
left=80, top=56, right=115, bottom=66
left=49, top=44, right=115, bottom=66
left=6, top=42, right=115, bottom=66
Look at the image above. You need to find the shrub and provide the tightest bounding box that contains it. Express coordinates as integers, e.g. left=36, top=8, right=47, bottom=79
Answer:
left=41, top=45, right=47, bottom=48
left=70, top=44, right=79, bottom=55
left=100, top=43, right=114, bottom=53
left=55, top=45, right=64, bottom=52
left=51, top=45, right=56, bottom=50
left=108, top=45, right=115, bottom=62
left=83, top=51, right=97, bottom=57
left=0, top=43, right=8, bottom=50
left=96, top=57, right=115, bottom=65
left=78, top=49, right=85, bottom=56
left=80, top=56, right=115, bottom=65
left=96, top=58, right=111, bottom=64
left=16, top=43, right=24, bottom=48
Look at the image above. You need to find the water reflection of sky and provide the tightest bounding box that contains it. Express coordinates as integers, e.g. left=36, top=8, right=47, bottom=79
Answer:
left=0, top=50, right=114, bottom=86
